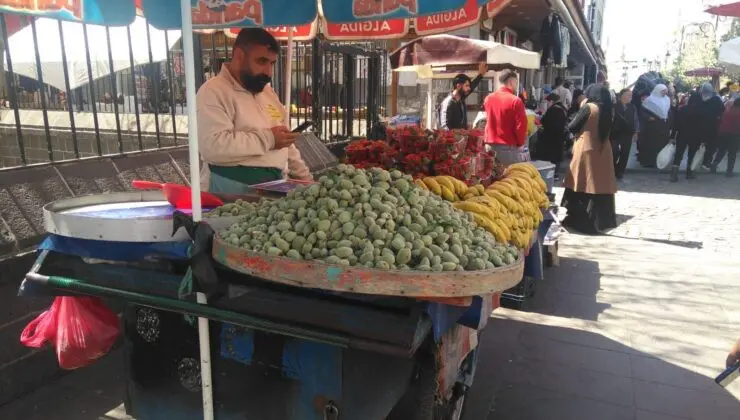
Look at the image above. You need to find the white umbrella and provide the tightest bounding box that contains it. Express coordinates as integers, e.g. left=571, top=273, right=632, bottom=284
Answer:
left=4, top=16, right=180, bottom=91
left=719, top=36, right=740, bottom=74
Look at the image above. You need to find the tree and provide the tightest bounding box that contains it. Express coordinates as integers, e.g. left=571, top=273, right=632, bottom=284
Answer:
left=721, top=18, right=740, bottom=43
left=669, top=25, right=719, bottom=87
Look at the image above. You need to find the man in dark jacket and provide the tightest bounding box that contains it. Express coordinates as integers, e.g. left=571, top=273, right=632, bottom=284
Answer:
left=439, top=62, right=488, bottom=129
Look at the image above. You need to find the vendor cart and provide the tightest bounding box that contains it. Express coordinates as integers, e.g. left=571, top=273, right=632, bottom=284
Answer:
left=19, top=190, right=524, bottom=420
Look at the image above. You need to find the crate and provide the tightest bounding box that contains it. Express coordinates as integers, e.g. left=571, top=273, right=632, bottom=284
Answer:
left=532, top=160, right=556, bottom=194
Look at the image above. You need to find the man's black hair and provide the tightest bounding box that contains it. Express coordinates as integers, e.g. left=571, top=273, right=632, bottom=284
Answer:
left=234, top=28, right=280, bottom=53
left=452, top=74, right=471, bottom=88
left=546, top=92, right=560, bottom=102
left=555, top=76, right=563, bottom=86
left=563, top=80, right=572, bottom=89
left=499, top=69, right=518, bottom=85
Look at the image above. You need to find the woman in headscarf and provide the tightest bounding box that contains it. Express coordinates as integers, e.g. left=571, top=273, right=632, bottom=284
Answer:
left=611, top=88, right=639, bottom=180
left=561, top=84, right=618, bottom=234
left=637, top=84, right=671, bottom=167
left=565, top=88, right=585, bottom=156
left=670, top=92, right=702, bottom=182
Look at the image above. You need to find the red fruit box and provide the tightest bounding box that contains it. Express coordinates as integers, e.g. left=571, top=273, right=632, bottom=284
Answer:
left=450, top=156, right=476, bottom=182
left=430, top=137, right=466, bottom=162
left=466, top=133, right=485, bottom=154
left=399, top=135, right=430, bottom=155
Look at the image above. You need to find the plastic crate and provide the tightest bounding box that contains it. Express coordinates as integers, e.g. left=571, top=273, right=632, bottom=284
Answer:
left=532, top=160, right=556, bottom=194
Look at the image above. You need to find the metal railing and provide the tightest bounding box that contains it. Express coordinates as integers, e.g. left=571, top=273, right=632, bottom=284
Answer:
left=0, top=15, right=389, bottom=169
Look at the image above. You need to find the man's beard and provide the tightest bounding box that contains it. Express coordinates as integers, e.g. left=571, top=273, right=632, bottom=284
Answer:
left=240, top=71, right=271, bottom=93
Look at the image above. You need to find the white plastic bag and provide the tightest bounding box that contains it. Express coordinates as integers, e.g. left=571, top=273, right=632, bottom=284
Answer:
left=690, top=144, right=706, bottom=172
left=656, top=143, right=676, bottom=170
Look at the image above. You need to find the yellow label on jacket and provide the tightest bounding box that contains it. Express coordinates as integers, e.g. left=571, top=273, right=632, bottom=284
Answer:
left=265, top=104, right=283, bottom=123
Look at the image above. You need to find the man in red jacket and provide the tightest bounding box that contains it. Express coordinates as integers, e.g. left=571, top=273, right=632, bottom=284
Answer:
left=483, top=70, right=528, bottom=165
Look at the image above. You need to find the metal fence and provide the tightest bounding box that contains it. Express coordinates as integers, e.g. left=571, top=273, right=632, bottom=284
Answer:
left=0, top=15, right=389, bottom=169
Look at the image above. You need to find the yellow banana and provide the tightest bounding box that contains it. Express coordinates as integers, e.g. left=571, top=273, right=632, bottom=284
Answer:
left=453, top=201, right=498, bottom=222
left=492, top=219, right=511, bottom=242
left=440, top=185, right=458, bottom=202
left=468, top=196, right=503, bottom=214
left=465, top=186, right=481, bottom=197
left=414, top=179, right=428, bottom=190
left=423, top=177, right=442, bottom=196
left=434, top=176, right=456, bottom=192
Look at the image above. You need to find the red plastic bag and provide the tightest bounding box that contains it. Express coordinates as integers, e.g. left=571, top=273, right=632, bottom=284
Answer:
left=20, top=296, right=120, bottom=370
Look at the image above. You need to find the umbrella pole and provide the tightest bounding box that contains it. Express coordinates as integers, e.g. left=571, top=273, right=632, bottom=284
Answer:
left=426, top=81, right=434, bottom=129
left=284, top=27, right=294, bottom=118
left=178, top=1, right=213, bottom=420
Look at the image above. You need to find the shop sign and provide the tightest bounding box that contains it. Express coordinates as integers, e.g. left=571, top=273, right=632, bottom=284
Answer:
left=192, top=0, right=264, bottom=26
left=226, top=22, right=317, bottom=41
left=414, top=0, right=481, bottom=36
left=0, top=0, right=83, bottom=19
left=323, top=18, right=409, bottom=40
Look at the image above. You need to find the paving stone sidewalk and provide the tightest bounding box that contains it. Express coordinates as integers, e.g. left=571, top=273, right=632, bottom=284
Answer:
left=0, top=171, right=738, bottom=420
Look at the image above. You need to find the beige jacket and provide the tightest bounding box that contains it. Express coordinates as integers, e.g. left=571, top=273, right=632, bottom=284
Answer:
left=196, top=66, right=311, bottom=190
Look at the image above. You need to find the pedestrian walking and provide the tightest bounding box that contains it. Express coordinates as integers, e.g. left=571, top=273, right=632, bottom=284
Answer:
left=539, top=92, right=568, bottom=174
left=483, top=69, right=529, bottom=165
left=670, top=92, right=703, bottom=182
left=611, top=88, right=639, bottom=180
left=561, top=84, right=618, bottom=235
left=710, top=97, right=740, bottom=177
left=637, top=84, right=671, bottom=167
left=439, top=62, right=488, bottom=129
left=698, top=83, right=725, bottom=169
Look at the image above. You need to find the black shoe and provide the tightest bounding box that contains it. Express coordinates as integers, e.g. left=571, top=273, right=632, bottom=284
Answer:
left=702, top=164, right=712, bottom=171
left=710, top=163, right=718, bottom=174
left=727, top=172, right=735, bottom=178
left=686, top=171, right=696, bottom=180
left=670, top=166, right=679, bottom=182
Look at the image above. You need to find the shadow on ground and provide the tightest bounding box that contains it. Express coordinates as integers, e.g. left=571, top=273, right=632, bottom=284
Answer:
left=0, top=350, right=129, bottom=420
left=464, top=316, right=740, bottom=420
left=524, top=256, right=610, bottom=322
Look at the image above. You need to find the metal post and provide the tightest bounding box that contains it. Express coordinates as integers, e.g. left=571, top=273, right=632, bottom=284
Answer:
left=193, top=33, right=205, bottom=91
left=284, top=28, right=294, bottom=118
left=126, top=25, right=143, bottom=151
left=57, top=20, right=79, bottom=158
left=105, top=26, right=124, bottom=154
left=311, top=38, right=322, bottom=139
left=344, top=54, right=354, bottom=138
left=145, top=20, right=162, bottom=148
left=367, top=54, right=379, bottom=129
left=29, top=18, right=52, bottom=161
left=82, top=23, right=102, bottom=155
left=178, top=1, right=209, bottom=419
left=0, top=13, right=25, bottom=165
left=164, top=30, right=178, bottom=144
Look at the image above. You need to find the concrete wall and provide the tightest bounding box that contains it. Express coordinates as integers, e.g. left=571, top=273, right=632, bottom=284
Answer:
left=0, top=147, right=191, bottom=406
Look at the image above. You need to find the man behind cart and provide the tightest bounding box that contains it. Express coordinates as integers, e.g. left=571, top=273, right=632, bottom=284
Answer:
left=439, top=62, right=488, bottom=130
left=196, top=28, right=312, bottom=194
left=483, top=69, right=529, bottom=165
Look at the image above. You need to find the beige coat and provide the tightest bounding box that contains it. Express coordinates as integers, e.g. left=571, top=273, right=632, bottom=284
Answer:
left=196, top=67, right=311, bottom=190
left=563, top=103, right=617, bottom=195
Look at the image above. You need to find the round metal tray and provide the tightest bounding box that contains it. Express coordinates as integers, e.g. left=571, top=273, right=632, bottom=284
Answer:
left=212, top=236, right=525, bottom=298
left=43, top=192, right=238, bottom=243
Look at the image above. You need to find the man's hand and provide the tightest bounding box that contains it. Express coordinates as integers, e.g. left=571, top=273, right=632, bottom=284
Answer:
left=478, top=62, right=488, bottom=76
left=727, top=338, right=740, bottom=368
left=271, top=126, right=299, bottom=149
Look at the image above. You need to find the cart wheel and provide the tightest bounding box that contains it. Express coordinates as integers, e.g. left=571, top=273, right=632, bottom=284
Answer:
left=386, top=351, right=469, bottom=420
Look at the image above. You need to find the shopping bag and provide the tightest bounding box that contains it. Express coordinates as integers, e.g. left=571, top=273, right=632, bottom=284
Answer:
left=20, top=296, right=120, bottom=370
left=656, top=143, right=676, bottom=170
left=691, top=144, right=706, bottom=172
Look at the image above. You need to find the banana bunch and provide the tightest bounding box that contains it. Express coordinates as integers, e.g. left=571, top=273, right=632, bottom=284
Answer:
left=481, top=162, right=550, bottom=249
left=415, top=175, right=476, bottom=203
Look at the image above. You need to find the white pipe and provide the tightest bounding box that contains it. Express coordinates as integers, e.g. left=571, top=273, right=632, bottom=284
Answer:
left=552, top=0, right=598, bottom=68
left=284, top=27, right=293, bottom=118
left=426, top=82, right=433, bottom=129
left=196, top=291, right=214, bottom=420
left=179, top=1, right=212, bottom=420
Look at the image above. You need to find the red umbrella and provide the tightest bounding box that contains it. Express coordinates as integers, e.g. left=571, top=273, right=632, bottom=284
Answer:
left=684, top=67, right=725, bottom=77
left=706, top=2, right=740, bottom=17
